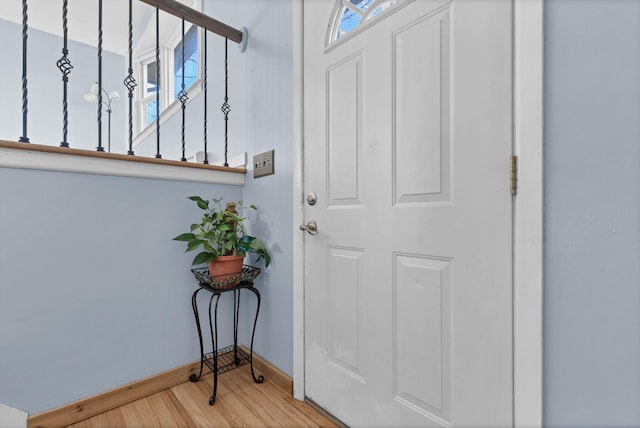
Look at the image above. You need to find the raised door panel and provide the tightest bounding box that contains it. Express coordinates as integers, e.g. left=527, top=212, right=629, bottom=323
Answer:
left=327, top=53, right=363, bottom=207
left=393, top=6, right=451, bottom=205
left=328, top=246, right=365, bottom=383
left=393, top=253, right=452, bottom=424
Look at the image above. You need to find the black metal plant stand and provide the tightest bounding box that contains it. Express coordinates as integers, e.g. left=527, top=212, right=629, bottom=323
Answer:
left=189, top=266, right=264, bottom=405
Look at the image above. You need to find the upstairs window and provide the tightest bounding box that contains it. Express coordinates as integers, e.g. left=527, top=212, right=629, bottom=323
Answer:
left=133, top=0, right=202, bottom=139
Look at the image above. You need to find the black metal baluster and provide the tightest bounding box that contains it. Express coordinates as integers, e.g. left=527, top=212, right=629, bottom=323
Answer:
left=96, top=0, right=104, bottom=152
left=221, top=38, right=230, bottom=167
left=19, top=0, right=29, bottom=143
left=178, top=18, right=188, bottom=162
left=57, top=0, right=73, bottom=148
left=155, top=6, right=161, bottom=159
left=123, top=0, right=137, bottom=155
left=203, top=29, right=208, bottom=164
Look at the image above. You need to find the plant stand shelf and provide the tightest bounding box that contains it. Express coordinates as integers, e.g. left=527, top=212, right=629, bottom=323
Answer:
left=202, top=345, right=251, bottom=375
left=189, top=267, right=264, bottom=405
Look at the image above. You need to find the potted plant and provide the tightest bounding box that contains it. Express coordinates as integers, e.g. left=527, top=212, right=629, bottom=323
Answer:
left=173, top=196, right=271, bottom=283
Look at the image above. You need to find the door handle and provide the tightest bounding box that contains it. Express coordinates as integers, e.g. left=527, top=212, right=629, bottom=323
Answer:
left=299, top=220, right=319, bottom=235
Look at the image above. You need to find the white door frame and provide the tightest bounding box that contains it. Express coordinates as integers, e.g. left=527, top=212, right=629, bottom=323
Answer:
left=291, top=1, right=544, bottom=426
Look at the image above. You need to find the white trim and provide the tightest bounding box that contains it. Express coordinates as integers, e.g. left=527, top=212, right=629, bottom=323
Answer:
left=0, top=147, right=244, bottom=186
left=291, top=0, right=306, bottom=402
left=292, top=1, right=544, bottom=424
left=513, top=0, right=544, bottom=426
left=0, top=403, right=27, bottom=428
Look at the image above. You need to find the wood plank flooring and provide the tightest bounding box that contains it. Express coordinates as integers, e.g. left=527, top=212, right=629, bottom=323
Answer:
left=66, top=365, right=341, bottom=428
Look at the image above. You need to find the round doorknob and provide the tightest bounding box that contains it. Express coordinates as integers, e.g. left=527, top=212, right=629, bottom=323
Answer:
left=299, top=220, right=318, bottom=235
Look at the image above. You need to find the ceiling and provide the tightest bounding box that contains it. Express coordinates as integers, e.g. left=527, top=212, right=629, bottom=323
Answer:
left=0, top=0, right=164, bottom=55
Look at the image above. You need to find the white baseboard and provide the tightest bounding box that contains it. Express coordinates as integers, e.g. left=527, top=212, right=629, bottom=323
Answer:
left=0, top=403, right=27, bottom=428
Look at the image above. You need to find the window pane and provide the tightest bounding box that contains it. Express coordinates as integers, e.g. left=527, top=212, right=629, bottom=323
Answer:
left=370, top=6, right=384, bottom=18
left=337, top=8, right=362, bottom=39
left=354, top=0, right=374, bottom=11
left=335, top=0, right=400, bottom=41
left=146, top=62, right=158, bottom=95
left=146, top=100, right=158, bottom=125
left=174, top=26, right=199, bottom=99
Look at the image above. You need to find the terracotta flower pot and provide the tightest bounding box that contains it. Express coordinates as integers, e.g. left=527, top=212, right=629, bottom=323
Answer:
left=207, top=255, right=244, bottom=288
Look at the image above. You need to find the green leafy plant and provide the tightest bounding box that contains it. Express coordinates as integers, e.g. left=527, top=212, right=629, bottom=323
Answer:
left=173, top=196, right=271, bottom=267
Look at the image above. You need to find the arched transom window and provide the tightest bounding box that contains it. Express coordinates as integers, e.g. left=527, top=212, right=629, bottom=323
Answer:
left=328, top=0, right=403, bottom=44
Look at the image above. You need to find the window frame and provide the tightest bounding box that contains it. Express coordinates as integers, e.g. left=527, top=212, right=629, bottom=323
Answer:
left=325, top=0, right=406, bottom=49
left=136, top=50, right=165, bottom=130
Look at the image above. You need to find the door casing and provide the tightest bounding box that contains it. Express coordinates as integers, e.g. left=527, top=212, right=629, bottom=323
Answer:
left=291, top=1, right=544, bottom=426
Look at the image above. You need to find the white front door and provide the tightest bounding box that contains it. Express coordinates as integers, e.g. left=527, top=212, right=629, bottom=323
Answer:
left=302, top=1, right=514, bottom=426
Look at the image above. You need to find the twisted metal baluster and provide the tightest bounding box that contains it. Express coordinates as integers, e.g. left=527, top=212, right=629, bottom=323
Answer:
left=123, top=0, right=137, bottom=155
left=178, top=19, right=189, bottom=162
left=19, top=0, right=29, bottom=143
left=221, top=38, right=230, bottom=167
left=96, top=0, right=104, bottom=152
left=57, top=0, right=73, bottom=148
left=155, top=6, right=161, bottom=159
left=203, top=29, right=208, bottom=164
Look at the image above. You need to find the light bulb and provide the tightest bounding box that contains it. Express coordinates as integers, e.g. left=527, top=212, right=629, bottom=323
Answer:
left=84, top=93, right=98, bottom=103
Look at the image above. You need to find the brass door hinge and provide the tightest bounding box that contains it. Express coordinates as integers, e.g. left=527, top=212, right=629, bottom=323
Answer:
left=510, top=155, right=518, bottom=196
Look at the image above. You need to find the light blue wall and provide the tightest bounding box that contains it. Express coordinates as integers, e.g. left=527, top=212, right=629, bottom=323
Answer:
left=227, top=0, right=294, bottom=377
left=545, top=0, right=640, bottom=426
left=0, top=168, right=243, bottom=413
left=0, top=19, right=126, bottom=152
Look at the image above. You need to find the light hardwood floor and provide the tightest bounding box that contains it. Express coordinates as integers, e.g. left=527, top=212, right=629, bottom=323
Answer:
left=66, top=365, right=341, bottom=428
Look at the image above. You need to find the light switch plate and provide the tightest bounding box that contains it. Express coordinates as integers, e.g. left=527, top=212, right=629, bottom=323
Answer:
left=253, top=150, right=274, bottom=178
